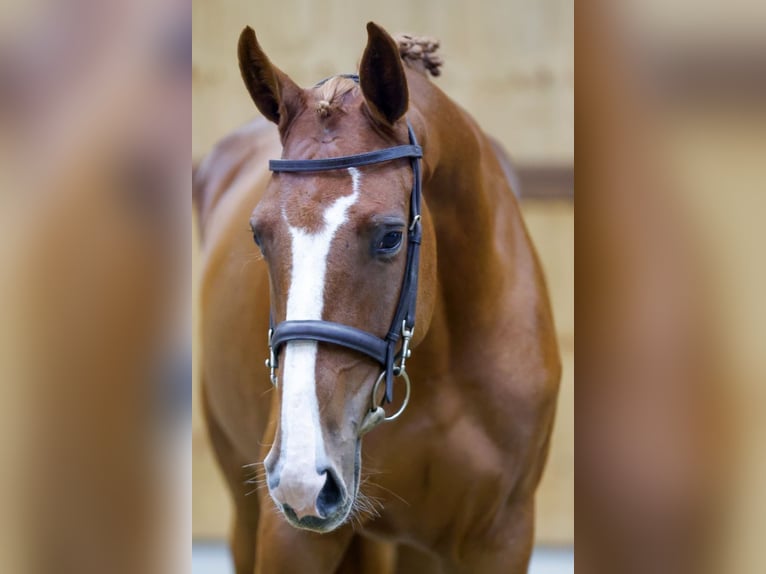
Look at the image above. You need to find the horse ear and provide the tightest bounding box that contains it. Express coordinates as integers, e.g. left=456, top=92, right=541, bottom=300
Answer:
left=237, top=26, right=302, bottom=129
left=359, top=22, right=409, bottom=126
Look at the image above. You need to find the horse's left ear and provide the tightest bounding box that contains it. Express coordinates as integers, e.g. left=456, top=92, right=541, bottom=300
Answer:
left=360, top=22, right=409, bottom=126
left=238, top=26, right=302, bottom=131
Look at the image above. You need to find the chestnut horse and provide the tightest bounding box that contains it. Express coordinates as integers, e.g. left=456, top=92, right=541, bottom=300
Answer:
left=195, top=22, right=560, bottom=574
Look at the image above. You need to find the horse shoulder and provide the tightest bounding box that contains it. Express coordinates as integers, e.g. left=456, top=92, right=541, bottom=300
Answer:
left=196, top=118, right=279, bottom=456
left=194, top=117, right=278, bottom=235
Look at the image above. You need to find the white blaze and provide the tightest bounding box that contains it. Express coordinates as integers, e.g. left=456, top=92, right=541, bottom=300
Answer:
left=272, top=168, right=361, bottom=518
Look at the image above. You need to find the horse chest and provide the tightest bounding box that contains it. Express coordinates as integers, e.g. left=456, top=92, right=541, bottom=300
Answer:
left=360, top=388, right=522, bottom=542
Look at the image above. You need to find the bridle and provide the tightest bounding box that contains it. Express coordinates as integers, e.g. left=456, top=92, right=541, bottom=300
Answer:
left=265, top=75, right=423, bottom=436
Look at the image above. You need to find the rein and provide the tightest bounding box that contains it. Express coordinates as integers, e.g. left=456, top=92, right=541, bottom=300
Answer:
left=265, top=76, right=423, bottom=435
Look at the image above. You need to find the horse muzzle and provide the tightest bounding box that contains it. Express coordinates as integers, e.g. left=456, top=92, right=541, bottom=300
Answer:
left=268, top=464, right=351, bottom=532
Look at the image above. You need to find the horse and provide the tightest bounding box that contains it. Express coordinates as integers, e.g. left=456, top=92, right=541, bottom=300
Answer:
left=194, top=22, right=560, bottom=574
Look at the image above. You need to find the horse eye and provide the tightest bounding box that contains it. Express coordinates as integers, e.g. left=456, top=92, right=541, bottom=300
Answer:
left=252, top=230, right=264, bottom=252
left=376, top=231, right=403, bottom=253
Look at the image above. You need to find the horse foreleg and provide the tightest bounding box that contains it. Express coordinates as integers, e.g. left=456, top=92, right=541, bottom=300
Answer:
left=335, top=534, right=396, bottom=574
left=441, top=498, right=535, bottom=574
left=394, top=543, right=444, bottom=574
left=254, top=509, right=355, bottom=574
left=201, top=384, right=260, bottom=574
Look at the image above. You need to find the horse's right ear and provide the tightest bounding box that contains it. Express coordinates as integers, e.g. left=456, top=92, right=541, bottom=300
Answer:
left=237, top=27, right=302, bottom=129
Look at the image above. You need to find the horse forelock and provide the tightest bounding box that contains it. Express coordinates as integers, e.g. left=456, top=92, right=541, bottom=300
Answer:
left=311, top=76, right=359, bottom=119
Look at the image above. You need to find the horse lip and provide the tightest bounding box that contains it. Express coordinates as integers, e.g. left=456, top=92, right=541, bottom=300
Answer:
left=281, top=497, right=353, bottom=533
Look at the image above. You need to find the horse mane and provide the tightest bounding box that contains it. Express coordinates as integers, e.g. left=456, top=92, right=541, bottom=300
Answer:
left=394, top=34, right=443, bottom=77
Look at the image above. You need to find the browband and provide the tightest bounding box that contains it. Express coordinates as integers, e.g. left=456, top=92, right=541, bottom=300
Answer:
left=269, top=144, right=422, bottom=173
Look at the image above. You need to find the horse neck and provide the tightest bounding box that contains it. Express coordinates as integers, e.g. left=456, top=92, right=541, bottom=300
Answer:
left=412, top=78, right=527, bottom=329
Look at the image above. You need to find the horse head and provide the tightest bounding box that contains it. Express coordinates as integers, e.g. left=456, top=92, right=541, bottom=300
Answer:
left=239, top=22, right=437, bottom=532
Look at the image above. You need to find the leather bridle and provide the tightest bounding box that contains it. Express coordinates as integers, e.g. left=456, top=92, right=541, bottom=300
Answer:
left=264, top=76, right=423, bottom=435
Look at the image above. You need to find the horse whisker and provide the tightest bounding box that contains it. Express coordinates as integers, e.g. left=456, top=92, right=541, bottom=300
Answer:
left=361, top=479, right=410, bottom=507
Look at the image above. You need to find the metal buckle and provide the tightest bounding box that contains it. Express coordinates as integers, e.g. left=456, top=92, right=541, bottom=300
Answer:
left=265, top=328, right=278, bottom=387
left=394, top=320, right=414, bottom=376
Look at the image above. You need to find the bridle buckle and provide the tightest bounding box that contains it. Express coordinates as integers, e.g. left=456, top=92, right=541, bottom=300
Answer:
left=394, top=320, right=414, bottom=376
left=265, top=328, right=278, bottom=387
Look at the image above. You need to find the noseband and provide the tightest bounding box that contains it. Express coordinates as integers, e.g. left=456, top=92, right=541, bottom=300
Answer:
left=265, top=76, right=423, bottom=435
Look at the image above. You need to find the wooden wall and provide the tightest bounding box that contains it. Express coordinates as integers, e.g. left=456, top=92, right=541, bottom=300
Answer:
left=192, top=0, right=573, bottom=546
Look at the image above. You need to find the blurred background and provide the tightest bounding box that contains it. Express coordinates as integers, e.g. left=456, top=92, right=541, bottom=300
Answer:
left=576, top=1, right=766, bottom=573
left=1, top=1, right=190, bottom=573
left=191, top=1, right=574, bottom=571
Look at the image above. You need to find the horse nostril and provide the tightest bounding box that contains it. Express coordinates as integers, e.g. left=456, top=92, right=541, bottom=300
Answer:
left=266, top=471, right=280, bottom=491
left=316, top=469, right=343, bottom=518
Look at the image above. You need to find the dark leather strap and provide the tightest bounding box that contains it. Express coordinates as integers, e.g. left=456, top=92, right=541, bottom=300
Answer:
left=271, top=320, right=388, bottom=366
left=270, top=145, right=422, bottom=173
